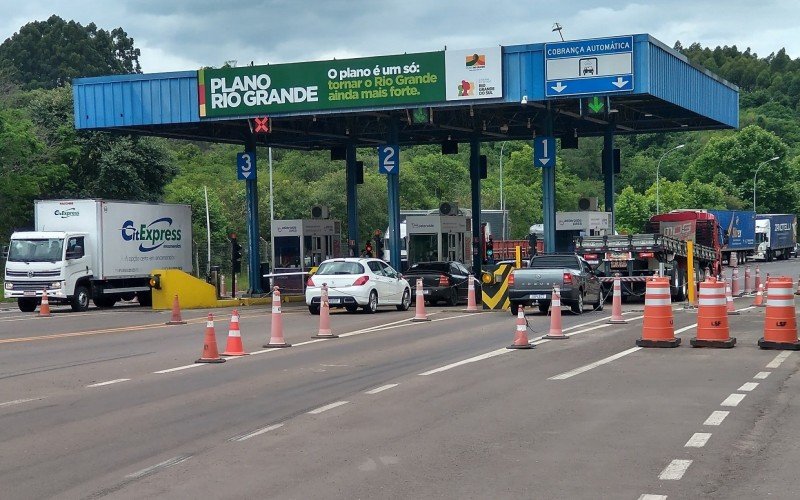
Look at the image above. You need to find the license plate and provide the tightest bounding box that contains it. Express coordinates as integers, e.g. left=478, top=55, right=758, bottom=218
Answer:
left=529, top=294, right=547, bottom=300
left=328, top=298, right=341, bottom=304
left=24, top=291, right=36, bottom=297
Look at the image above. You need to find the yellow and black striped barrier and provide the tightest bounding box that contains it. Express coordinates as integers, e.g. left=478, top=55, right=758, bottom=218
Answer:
left=480, top=263, right=514, bottom=310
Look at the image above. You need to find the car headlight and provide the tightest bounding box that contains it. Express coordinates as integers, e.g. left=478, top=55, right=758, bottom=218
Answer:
left=50, top=281, right=62, bottom=289
left=4, top=282, right=12, bottom=290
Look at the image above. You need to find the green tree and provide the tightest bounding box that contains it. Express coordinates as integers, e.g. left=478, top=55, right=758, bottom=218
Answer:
left=615, top=186, right=651, bottom=234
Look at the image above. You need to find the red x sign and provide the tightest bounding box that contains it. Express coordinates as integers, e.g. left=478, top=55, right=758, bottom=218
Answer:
left=252, top=117, right=270, bottom=133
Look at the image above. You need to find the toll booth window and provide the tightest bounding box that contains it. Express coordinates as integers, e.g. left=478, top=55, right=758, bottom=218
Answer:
left=274, top=236, right=301, bottom=268
left=408, top=235, right=438, bottom=264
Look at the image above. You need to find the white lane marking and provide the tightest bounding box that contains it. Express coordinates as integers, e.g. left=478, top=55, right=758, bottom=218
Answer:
left=638, top=495, right=668, bottom=500
left=736, top=306, right=756, bottom=312
left=0, top=397, right=44, bottom=408
left=766, top=351, right=793, bottom=369
left=754, top=371, right=771, bottom=380
left=366, top=384, right=398, bottom=395
left=249, top=347, right=280, bottom=355
left=659, top=459, right=692, bottom=480
left=419, top=348, right=509, bottom=376
left=308, top=401, right=349, bottom=414
left=675, top=323, right=697, bottom=334
left=738, top=382, right=759, bottom=392
left=86, top=378, right=130, bottom=388
left=339, top=312, right=467, bottom=338
left=565, top=324, right=611, bottom=337
left=685, top=432, right=712, bottom=448
left=704, top=411, right=730, bottom=426
left=721, top=393, right=746, bottom=407
left=548, top=347, right=642, bottom=380
left=154, top=364, right=203, bottom=374
left=230, top=423, right=283, bottom=442
left=125, top=455, right=191, bottom=479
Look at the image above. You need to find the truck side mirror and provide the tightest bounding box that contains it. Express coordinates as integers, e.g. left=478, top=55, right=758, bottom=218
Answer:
left=2, top=246, right=8, bottom=259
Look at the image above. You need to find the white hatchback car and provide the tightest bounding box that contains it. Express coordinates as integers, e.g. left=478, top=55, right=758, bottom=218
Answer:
left=305, top=258, right=411, bottom=314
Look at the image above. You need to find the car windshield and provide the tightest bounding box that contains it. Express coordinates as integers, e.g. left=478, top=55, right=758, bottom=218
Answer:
left=408, top=262, right=450, bottom=272
left=8, top=238, right=64, bottom=262
left=316, top=261, right=365, bottom=275
left=528, top=255, right=580, bottom=270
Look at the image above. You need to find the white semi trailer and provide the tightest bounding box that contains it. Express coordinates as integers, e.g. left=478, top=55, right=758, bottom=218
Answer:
left=4, top=199, right=192, bottom=312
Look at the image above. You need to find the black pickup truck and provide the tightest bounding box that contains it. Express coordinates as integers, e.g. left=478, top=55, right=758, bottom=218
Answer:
left=507, top=254, right=604, bottom=315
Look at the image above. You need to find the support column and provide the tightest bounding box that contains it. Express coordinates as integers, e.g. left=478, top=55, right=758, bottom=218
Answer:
left=470, top=138, right=482, bottom=278
left=245, top=133, right=262, bottom=294
left=387, top=118, right=402, bottom=271
left=542, top=110, right=556, bottom=253
left=603, top=128, right=615, bottom=232
left=345, top=143, right=359, bottom=257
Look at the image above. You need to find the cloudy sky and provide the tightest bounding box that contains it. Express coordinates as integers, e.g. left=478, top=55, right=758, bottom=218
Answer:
left=0, top=1, right=797, bottom=73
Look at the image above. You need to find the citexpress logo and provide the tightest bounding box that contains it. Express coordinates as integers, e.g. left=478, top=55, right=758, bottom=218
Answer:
left=121, top=218, right=182, bottom=252
left=54, top=209, right=80, bottom=218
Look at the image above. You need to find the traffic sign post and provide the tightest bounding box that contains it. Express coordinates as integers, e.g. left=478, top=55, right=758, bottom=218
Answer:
left=545, top=35, right=634, bottom=98
left=237, top=152, right=256, bottom=180
left=534, top=137, right=556, bottom=168
left=378, top=145, right=400, bottom=175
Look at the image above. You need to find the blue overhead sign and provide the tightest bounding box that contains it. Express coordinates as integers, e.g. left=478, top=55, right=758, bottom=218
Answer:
left=237, top=152, right=256, bottom=180
left=378, top=145, right=400, bottom=175
left=534, top=137, right=555, bottom=168
left=545, top=35, right=634, bottom=98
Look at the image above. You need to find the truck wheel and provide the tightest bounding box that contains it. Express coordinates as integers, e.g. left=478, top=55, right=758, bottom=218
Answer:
left=71, top=286, right=90, bottom=312
left=767, top=249, right=773, bottom=262
left=538, top=301, right=550, bottom=314
left=136, top=291, right=152, bottom=307
left=571, top=293, right=584, bottom=314
left=93, top=296, right=117, bottom=309
left=510, top=302, right=520, bottom=316
left=18, top=298, right=38, bottom=313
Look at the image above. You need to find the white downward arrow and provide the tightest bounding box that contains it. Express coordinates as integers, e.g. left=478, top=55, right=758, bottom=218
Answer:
left=551, top=82, right=567, bottom=93
left=539, top=158, right=549, bottom=165
left=612, top=77, right=629, bottom=88
left=241, top=171, right=251, bottom=178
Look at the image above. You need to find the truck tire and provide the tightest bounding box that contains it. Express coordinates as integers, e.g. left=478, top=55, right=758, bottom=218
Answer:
left=18, top=298, right=38, bottom=313
left=766, top=249, right=773, bottom=262
left=136, top=291, right=152, bottom=307
left=510, top=302, right=520, bottom=316
left=571, top=292, right=584, bottom=314
left=538, top=301, right=550, bottom=314
left=93, top=296, right=117, bottom=308
left=71, top=286, right=90, bottom=312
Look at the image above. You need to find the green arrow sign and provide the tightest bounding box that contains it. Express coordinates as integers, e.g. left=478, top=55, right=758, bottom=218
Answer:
left=588, top=96, right=605, bottom=113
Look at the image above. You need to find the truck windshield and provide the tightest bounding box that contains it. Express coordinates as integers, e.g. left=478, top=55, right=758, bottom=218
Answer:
left=529, top=255, right=580, bottom=270
left=7, top=239, right=64, bottom=262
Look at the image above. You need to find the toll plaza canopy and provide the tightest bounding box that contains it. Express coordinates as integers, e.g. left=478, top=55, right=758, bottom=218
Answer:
left=72, top=33, right=738, bottom=293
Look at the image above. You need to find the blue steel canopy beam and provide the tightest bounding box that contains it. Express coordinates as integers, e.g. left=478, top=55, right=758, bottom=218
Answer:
left=345, top=143, right=360, bottom=257
left=244, top=132, right=262, bottom=294
left=470, top=138, right=482, bottom=277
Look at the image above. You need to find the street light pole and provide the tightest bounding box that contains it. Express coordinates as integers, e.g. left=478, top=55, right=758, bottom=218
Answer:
left=656, top=144, right=685, bottom=214
left=753, top=156, right=780, bottom=212
left=499, top=141, right=508, bottom=239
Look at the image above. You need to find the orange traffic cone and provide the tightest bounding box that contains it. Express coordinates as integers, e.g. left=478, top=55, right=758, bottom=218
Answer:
left=411, top=278, right=430, bottom=322
left=725, top=280, right=739, bottom=316
left=744, top=266, right=753, bottom=295
left=753, top=284, right=765, bottom=307
left=166, top=294, right=187, bottom=325
left=795, top=275, right=800, bottom=296
left=264, top=286, right=291, bottom=347
left=196, top=313, right=226, bottom=363
left=544, top=286, right=567, bottom=339
left=221, top=309, right=248, bottom=356
left=731, top=267, right=741, bottom=297
left=507, top=305, right=533, bottom=349
left=755, top=265, right=762, bottom=291
left=464, top=275, right=480, bottom=312
left=758, top=277, right=800, bottom=350
left=39, top=289, right=51, bottom=317
left=608, top=274, right=627, bottom=324
left=691, top=278, right=735, bottom=348
left=313, top=283, right=338, bottom=338
left=636, top=276, right=679, bottom=347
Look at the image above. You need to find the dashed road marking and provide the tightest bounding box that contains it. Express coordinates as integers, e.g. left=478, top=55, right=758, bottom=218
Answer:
left=86, top=379, right=130, bottom=388
left=685, top=432, right=712, bottom=448
left=125, top=455, right=191, bottom=479
left=548, top=346, right=642, bottom=380
left=419, top=348, right=509, bottom=376
left=659, top=459, right=692, bottom=480
left=308, top=401, right=349, bottom=414
left=738, top=382, right=759, bottom=392
left=721, top=393, right=746, bottom=407
left=704, top=411, right=729, bottom=426
left=766, top=351, right=792, bottom=369
left=754, top=371, right=771, bottom=379
left=229, top=423, right=283, bottom=442
left=674, top=323, right=697, bottom=334
left=638, top=495, right=668, bottom=500
left=154, top=364, right=203, bottom=374
left=0, top=397, right=44, bottom=408
left=366, top=384, right=398, bottom=395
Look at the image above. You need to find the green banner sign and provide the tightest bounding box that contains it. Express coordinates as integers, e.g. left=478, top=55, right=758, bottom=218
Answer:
left=199, top=51, right=446, bottom=118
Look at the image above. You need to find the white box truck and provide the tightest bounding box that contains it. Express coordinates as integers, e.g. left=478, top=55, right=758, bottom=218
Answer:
left=4, top=200, right=193, bottom=312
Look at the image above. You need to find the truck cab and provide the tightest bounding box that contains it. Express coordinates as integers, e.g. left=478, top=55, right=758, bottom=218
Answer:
left=4, top=231, right=93, bottom=312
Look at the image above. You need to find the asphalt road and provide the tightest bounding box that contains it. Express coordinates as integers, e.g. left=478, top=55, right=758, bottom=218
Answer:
left=1, top=258, right=799, bottom=499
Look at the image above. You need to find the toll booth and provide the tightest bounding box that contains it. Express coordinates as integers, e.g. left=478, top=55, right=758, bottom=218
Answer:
left=554, top=211, right=612, bottom=253
left=270, top=218, right=342, bottom=293
left=404, top=214, right=472, bottom=268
